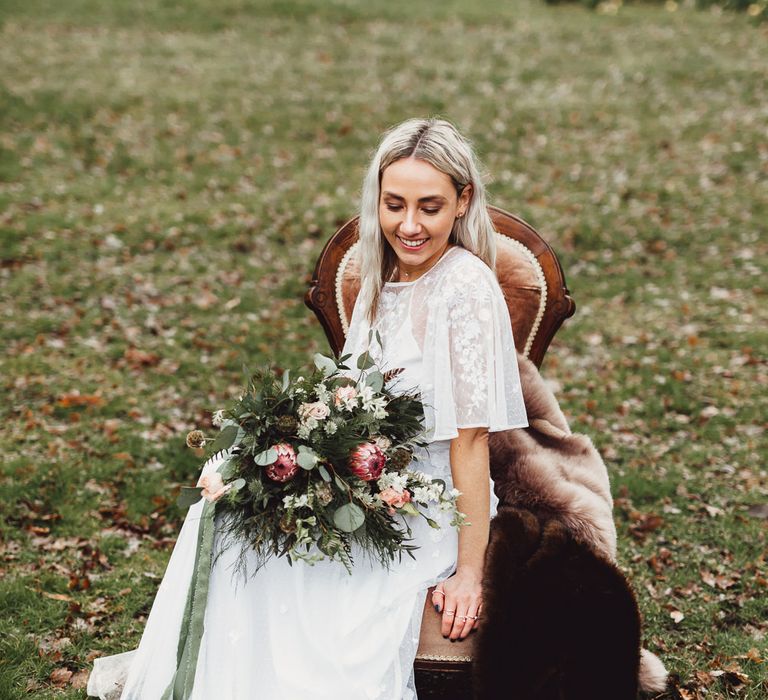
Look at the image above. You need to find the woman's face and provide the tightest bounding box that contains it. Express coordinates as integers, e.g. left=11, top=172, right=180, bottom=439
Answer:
left=379, top=156, right=471, bottom=276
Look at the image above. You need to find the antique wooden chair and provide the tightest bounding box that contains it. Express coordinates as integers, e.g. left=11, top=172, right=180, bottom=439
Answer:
left=304, top=205, right=575, bottom=698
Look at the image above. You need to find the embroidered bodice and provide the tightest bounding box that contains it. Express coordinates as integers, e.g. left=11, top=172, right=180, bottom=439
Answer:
left=342, top=245, right=528, bottom=442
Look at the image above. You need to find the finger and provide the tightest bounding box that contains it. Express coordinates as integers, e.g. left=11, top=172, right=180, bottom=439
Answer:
left=430, top=585, right=445, bottom=613
left=448, top=603, right=470, bottom=640
left=457, top=602, right=480, bottom=639
left=440, top=596, right=458, bottom=637
left=471, top=602, right=483, bottom=632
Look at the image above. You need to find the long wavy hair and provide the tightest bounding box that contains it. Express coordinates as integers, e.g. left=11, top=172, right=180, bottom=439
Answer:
left=357, top=117, right=498, bottom=325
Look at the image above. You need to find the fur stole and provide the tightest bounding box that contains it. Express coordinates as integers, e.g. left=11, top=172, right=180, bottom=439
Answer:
left=475, top=352, right=668, bottom=697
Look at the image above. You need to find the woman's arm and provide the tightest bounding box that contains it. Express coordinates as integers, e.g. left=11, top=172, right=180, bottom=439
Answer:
left=433, top=425, right=490, bottom=641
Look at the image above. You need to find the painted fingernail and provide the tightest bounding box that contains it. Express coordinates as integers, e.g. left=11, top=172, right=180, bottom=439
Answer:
left=434, top=604, right=439, bottom=612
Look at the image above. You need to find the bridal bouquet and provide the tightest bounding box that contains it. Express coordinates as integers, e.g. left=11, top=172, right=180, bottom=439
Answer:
left=179, top=333, right=466, bottom=576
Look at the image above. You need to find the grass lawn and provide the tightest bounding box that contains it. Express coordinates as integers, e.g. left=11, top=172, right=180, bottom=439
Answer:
left=1, top=0, right=766, bottom=697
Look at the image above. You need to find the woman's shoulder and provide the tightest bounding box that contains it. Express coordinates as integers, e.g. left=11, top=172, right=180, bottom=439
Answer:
left=438, top=246, right=499, bottom=298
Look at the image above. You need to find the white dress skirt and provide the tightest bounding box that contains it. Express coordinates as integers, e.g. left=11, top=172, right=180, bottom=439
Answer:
left=88, top=244, right=527, bottom=700
left=88, top=437, right=499, bottom=700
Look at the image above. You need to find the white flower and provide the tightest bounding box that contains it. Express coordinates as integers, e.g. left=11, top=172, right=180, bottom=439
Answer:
left=352, top=488, right=376, bottom=506
left=448, top=488, right=461, bottom=499
left=315, top=382, right=332, bottom=404
left=323, top=420, right=338, bottom=435
left=411, top=486, right=431, bottom=504
left=358, top=385, right=375, bottom=409
left=377, top=470, right=409, bottom=492
left=429, top=482, right=445, bottom=499
left=283, top=493, right=311, bottom=509
left=370, top=397, right=388, bottom=419
left=212, top=409, right=225, bottom=427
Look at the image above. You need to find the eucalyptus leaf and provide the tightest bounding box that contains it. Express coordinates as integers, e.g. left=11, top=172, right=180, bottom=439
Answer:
left=254, top=448, right=278, bottom=466
left=210, top=424, right=239, bottom=454
left=297, top=451, right=317, bottom=470
left=176, top=486, right=203, bottom=509
left=317, top=463, right=331, bottom=482
left=365, top=370, right=384, bottom=393
left=230, top=478, right=246, bottom=491
left=313, top=353, right=337, bottom=378
left=333, top=503, right=365, bottom=533
left=334, top=475, right=348, bottom=493
left=281, top=369, right=291, bottom=392
left=356, top=351, right=374, bottom=371
left=217, top=459, right=235, bottom=479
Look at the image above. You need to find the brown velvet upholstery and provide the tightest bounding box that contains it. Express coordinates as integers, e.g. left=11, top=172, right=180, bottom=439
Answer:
left=304, top=206, right=574, bottom=691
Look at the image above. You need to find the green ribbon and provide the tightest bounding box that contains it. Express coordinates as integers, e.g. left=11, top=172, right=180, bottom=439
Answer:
left=161, top=428, right=243, bottom=699
left=161, top=499, right=216, bottom=700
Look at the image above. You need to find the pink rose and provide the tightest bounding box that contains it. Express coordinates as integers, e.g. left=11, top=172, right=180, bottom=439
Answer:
left=379, top=487, right=412, bottom=515
left=348, top=442, right=386, bottom=482
left=266, top=442, right=299, bottom=482
left=299, top=401, right=330, bottom=421
left=333, top=386, right=358, bottom=409
left=196, top=472, right=233, bottom=503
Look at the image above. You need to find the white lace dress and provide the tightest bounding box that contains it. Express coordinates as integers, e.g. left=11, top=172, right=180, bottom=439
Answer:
left=87, top=244, right=528, bottom=700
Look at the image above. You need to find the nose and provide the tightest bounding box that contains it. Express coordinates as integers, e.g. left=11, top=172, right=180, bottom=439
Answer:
left=399, top=210, right=422, bottom=237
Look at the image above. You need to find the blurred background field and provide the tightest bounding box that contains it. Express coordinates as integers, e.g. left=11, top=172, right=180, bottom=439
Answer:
left=1, top=1, right=766, bottom=697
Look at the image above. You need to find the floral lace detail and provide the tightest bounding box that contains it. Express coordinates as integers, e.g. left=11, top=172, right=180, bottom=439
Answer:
left=341, top=245, right=528, bottom=443
left=443, top=272, right=494, bottom=421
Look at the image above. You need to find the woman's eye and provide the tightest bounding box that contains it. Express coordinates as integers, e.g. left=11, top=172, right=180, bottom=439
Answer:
left=422, top=208, right=440, bottom=215
left=385, top=203, right=402, bottom=212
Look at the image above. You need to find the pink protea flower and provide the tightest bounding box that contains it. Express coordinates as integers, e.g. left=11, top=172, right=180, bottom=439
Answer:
left=266, top=442, right=299, bottom=482
left=348, top=442, right=386, bottom=482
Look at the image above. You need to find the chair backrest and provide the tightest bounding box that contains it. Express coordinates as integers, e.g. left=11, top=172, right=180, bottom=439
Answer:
left=304, top=205, right=575, bottom=368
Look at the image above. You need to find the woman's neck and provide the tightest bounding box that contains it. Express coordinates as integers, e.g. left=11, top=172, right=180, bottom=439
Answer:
left=394, top=243, right=456, bottom=283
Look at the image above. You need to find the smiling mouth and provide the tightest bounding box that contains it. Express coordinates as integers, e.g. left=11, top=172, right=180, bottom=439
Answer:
left=396, top=235, right=429, bottom=249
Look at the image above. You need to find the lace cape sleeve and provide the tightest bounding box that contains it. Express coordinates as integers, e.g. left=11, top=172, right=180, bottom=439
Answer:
left=421, top=255, right=528, bottom=442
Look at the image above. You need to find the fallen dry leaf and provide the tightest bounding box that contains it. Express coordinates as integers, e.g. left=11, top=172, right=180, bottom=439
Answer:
left=49, top=667, right=73, bottom=686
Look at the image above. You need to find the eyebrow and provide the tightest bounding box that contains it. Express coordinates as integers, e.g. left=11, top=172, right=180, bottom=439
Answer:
left=382, top=192, right=448, bottom=203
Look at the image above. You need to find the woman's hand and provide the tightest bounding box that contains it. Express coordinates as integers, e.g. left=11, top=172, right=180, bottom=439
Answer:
left=432, top=567, right=483, bottom=641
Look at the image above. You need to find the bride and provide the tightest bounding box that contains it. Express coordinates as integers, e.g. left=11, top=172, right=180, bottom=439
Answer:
left=88, top=117, right=528, bottom=700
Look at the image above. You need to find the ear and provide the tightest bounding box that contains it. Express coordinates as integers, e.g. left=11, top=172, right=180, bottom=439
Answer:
left=458, top=183, right=473, bottom=216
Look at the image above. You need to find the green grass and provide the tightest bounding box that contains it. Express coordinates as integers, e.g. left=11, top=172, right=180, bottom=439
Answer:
left=1, top=0, right=766, bottom=697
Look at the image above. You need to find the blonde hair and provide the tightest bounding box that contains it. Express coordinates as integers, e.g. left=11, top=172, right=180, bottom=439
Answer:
left=356, top=117, right=497, bottom=325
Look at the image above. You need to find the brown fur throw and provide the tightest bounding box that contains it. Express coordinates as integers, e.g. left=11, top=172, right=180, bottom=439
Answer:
left=475, top=353, right=668, bottom=697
